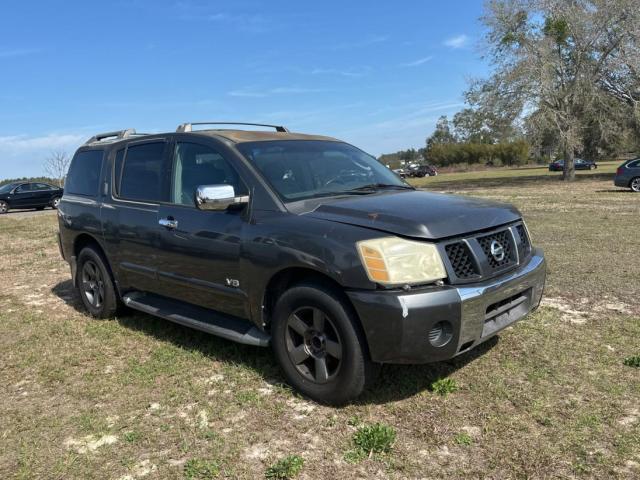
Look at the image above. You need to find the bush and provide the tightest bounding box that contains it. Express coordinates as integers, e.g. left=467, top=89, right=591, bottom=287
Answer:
left=427, top=141, right=530, bottom=167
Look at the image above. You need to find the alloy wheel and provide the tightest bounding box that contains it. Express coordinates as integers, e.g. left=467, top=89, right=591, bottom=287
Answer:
left=0, top=201, right=7, bottom=213
left=81, top=260, right=105, bottom=308
left=52, top=197, right=60, bottom=208
left=284, top=306, right=343, bottom=384
left=632, top=178, right=640, bottom=192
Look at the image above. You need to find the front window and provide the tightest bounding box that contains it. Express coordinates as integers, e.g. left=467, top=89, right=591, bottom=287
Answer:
left=0, top=183, right=19, bottom=193
left=236, top=140, right=409, bottom=201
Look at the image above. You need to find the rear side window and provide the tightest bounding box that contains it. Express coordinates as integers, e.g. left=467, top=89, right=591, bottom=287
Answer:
left=119, top=142, right=167, bottom=202
left=628, top=160, right=640, bottom=168
left=65, top=150, right=104, bottom=197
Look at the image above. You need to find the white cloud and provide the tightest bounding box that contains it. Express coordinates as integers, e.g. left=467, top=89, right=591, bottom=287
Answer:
left=0, top=133, right=86, bottom=178
left=228, top=87, right=325, bottom=97
left=0, top=48, right=40, bottom=58
left=444, top=34, right=469, bottom=49
left=400, top=56, right=433, bottom=67
left=333, top=35, right=389, bottom=50
left=310, top=66, right=371, bottom=77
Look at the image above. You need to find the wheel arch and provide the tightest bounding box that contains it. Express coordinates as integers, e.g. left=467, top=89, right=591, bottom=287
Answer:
left=261, top=267, right=360, bottom=331
left=72, top=234, right=117, bottom=288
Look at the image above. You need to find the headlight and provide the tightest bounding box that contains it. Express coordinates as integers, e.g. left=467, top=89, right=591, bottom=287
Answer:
left=357, top=237, right=447, bottom=286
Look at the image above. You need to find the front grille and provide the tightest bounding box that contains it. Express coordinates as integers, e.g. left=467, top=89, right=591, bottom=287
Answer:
left=442, top=222, right=530, bottom=284
left=516, top=224, right=530, bottom=253
left=445, top=242, right=480, bottom=279
left=477, top=230, right=516, bottom=270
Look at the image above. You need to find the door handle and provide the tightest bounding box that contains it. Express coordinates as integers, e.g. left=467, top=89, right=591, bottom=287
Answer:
left=159, top=217, right=178, bottom=229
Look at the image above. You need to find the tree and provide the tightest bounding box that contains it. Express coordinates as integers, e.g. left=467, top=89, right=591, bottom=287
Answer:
left=477, top=0, right=640, bottom=180
left=44, top=150, right=71, bottom=187
left=426, top=115, right=457, bottom=150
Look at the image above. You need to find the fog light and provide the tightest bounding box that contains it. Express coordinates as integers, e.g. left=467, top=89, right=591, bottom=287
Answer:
left=428, top=321, right=453, bottom=347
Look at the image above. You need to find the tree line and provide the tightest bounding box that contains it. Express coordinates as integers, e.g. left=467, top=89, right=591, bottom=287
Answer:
left=380, top=0, right=640, bottom=180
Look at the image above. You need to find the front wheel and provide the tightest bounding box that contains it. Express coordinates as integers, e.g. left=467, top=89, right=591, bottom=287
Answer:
left=51, top=197, right=61, bottom=209
left=631, top=177, right=640, bottom=193
left=271, top=283, right=378, bottom=405
left=0, top=200, right=9, bottom=214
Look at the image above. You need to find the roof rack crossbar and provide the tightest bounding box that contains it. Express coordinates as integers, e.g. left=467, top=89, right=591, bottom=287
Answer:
left=176, top=122, right=289, bottom=133
left=84, top=129, right=137, bottom=145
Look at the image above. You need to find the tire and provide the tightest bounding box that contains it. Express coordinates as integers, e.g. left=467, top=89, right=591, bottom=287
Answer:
left=76, top=246, right=120, bottom=318
left=271, top=282, right=378, bottom=405
left=0, top=200, right=9, bottom=214
left=631, top=177, right=640, bottom=193
left=50, top=197, right=61, bottom=209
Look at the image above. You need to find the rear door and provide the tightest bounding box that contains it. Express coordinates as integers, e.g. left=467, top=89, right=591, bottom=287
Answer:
left=31, top=183, right=55, bottom=206
left=106, top=139, right=171, bottom=295
left=155, top=139, right=250, bottom=318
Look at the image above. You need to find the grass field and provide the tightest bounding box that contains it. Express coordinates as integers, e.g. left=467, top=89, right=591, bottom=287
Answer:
left=1, top=163, right=639, bottom=479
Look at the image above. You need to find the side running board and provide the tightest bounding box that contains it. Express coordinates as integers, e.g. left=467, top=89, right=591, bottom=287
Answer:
left=122, top=292, right=270, bottom=347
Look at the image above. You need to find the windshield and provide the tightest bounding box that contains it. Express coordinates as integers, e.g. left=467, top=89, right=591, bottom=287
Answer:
left=0, top=183, right=19, bottom=193
left=237, top=140, right=409, bottom=201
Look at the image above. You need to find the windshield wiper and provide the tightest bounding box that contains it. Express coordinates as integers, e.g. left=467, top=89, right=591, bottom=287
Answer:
left=347, top=183, right=415, bottom=192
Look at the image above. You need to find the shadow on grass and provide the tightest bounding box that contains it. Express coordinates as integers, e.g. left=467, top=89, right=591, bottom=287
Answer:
left=51, top=278, right=499, bottom=404
left=422, top=172, right=615, bottom=191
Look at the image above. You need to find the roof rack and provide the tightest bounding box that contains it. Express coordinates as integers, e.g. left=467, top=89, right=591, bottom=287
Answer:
left=84, top=129, right=138, bottom=145
left=176, top=122, right=289, bottom=133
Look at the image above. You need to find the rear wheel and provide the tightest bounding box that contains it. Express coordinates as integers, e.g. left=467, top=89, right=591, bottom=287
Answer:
left=631, top=177, right=640, bottom=192
left=272, top=282, right=378, bottom=405
left=77, top=246, right=120, bottom=318
left=0, top=201, right=9, bottom=214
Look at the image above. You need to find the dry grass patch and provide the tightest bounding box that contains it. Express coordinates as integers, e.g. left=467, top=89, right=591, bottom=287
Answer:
left=1, top=168, right=639, bottom=478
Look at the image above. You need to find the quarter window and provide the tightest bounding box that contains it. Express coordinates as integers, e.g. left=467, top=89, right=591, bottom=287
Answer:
left=119, top=142, right=167, bottom=202
left=65, top=150, right=104, bottom=197
left=171, top=142, right=247, bottom=206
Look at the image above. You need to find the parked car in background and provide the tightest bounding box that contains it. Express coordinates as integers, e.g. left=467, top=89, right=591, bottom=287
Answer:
left=0, top=182, right=63, bottom=214
left=392, top=168, right=407, bottom=178
left=614, top=158, right=640, bottom=192
left=548, top=158, right=598, bottom=171
left=409, top=165, right=438, bottom=178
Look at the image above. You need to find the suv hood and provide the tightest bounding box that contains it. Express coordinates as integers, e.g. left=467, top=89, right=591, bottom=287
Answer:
left=304, top=190, right=521, bottom=240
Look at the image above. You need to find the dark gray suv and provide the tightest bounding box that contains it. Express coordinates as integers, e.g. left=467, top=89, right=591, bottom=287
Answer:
left=57, top=122, right=546, bottom=404
left=614, top=158, right=640, bottom=192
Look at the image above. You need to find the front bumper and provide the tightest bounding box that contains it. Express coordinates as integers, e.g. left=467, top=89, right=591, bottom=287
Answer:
left=347, top=248, right=546, bottom=364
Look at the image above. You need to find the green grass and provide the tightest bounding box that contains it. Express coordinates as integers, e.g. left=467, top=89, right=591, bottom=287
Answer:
left=264, top=455, right=304, bottom=479
left=623, top=356, right=640, bottom=368
left=430, top=378, right=458, bottom=396
left=454, top=432, right=473, bottom=446
left=345, top=423, right=397, bottom=462
left=183, top=458, right=221, bottom=479
left=0, top=164, right=638, bottom=479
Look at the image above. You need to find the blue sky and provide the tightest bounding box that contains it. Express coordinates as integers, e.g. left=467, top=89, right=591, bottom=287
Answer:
left=0, top=0, right=488, bottom=178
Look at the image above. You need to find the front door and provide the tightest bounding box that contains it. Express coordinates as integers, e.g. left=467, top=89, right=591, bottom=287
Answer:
left=11, top=183, right=35, bottom=207
left=156, top=140, right=250, bottom=319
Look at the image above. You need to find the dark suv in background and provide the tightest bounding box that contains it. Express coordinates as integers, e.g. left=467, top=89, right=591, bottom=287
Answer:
left=58, top=122, right=546, bottom=404
left=0, top=182, right=63, bottom=214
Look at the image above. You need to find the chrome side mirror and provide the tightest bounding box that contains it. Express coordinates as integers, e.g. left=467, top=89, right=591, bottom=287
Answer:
left=195, top=185, right=249, bottom=211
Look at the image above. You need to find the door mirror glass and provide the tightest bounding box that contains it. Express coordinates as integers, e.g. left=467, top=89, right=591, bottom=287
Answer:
left=195, top=185, right=249, bottom=211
